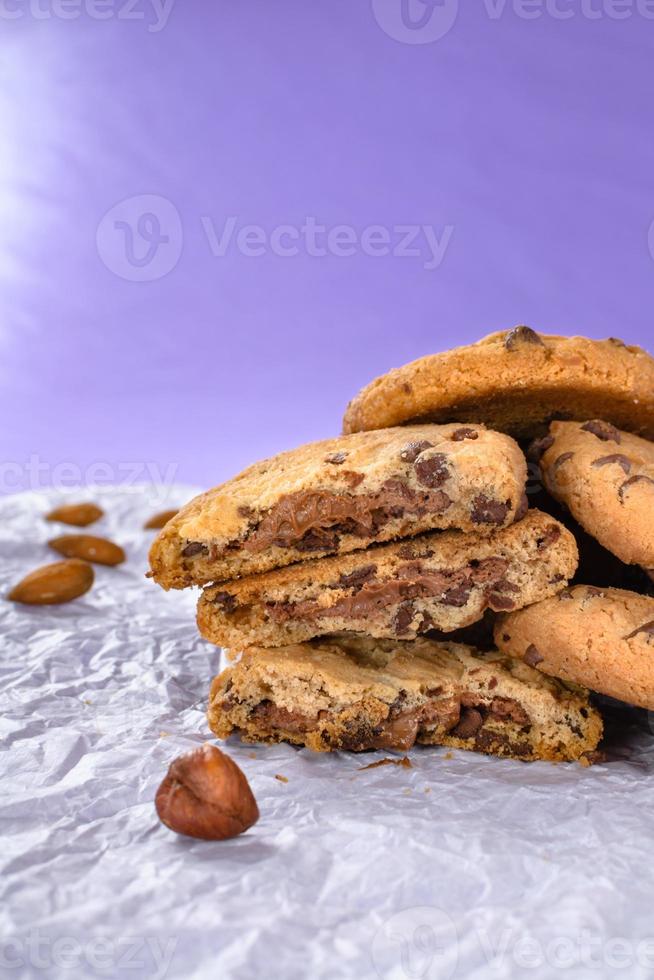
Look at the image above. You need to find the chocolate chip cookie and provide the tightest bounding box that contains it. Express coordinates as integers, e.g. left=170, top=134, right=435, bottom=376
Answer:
left=536, top=420, right=654, bottom=568
left=208, top=635, right=602, bottom=762
left=342, top=328, right=654, bottom=441
left=197, top=510, right=578, bottom=650
left=495, top=585, right=654, bottom=709
left=149, top=424, right=527, bottom=589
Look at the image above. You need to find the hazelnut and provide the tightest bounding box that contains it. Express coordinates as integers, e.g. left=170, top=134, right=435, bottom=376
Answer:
left=155, top=744, right=259, bottom=840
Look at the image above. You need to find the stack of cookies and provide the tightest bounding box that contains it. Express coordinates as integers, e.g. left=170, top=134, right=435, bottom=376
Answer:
left=149, top=326, right=654, bottom=766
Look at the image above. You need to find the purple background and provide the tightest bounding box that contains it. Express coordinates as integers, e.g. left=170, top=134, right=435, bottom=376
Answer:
left=2, top=0, right=653, bottom=495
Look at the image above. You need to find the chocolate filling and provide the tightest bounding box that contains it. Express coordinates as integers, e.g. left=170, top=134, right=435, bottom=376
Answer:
left=242, top=480, right=452, bottom=554
left=225, top=689, right=532, bottom=753
left=249, top=701, right=319, bottom=734
left=263, top=556, right=520, bottom=628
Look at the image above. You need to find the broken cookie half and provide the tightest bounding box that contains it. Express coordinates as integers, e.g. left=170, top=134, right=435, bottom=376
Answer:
left=207, top=635, right=602, bottom=763
left=197, top=510, right=578, bottom=650
left=149, top=423, right=527, bottom=588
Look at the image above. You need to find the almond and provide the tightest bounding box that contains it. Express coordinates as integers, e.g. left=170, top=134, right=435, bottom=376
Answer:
left=144, top=509, right=178, bottom=530
left=46, top=502, right=104, bottom=527
left=8, top=559, right=94, bottom=605
left=48, top=534, right=125, bottom=566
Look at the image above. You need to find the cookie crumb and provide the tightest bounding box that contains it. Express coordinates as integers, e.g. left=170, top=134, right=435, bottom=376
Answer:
left=275, top=774, right=288, bottom=783
left=358, top=756, right=413, bottom=771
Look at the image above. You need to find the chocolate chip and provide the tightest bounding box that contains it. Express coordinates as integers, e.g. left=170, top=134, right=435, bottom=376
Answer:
left=489, top=697, right=530, bottom=726
left=492, top=577, right=520, bottom=596
left=471, top=495, right=510, bottom=525
left=488, top=677, right=498, bottom=690
left=182, top=542, right=207, bottom=558
left=581, top=420, right=621, bottom=443
left=388, top=691, right=408, bottom=717
left=393, top=601, right=415, bottom=635
left=400, top=440, right=433, bottom=464
left=592, top=454, right=632, bottom=475
left=624, top=620, right=654, bottom=641
left=451, top=707, right=484, bottom=739
left=504, top=325, right=545, bottom=350
left=451, top=427, right=478, bottom=442
left=476, top=729, right=532, bottom=758
left=536, top=524, right=561, bottom=550
left=213, top=591, right=237, bottom=613
left=558, top=589, right=574, bottom=600
left=514, top=493, right=529, bottom=522
left=440, top=583, right=471, bottom=607
left=608, top=337, right=626, bottom=347
left=337, top=564, right=377, bottom=591
left=618, top=474, right=654, bottom=502
left=527, top=434, right=555, bottom=463
left=524, top=644, right=544, bottom=667
left=414, top=453, right=450, bottom=488
left=418, top=611, right=435, bottom=632
left=402, top=382, right=412, bottom=394
left=325, top=451, right=348, bottom=464
left=502, top=633, right=511, bottom=642
left=553, top=452, right=574, bottom=471
left=237, top=505, right=254, bottom=518
left=488, top=594, right=516, bottom=611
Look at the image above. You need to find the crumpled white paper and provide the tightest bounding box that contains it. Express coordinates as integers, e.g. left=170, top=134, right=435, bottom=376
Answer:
left=2, top=486, right=654, bottom=980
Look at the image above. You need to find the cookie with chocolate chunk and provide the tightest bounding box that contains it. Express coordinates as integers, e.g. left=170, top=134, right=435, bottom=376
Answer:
left=342, top=328, right=654, bottom=441
left=197, top=510, right=577, bottom=650
left=525, top=477, right=654, bottom=594
left=149, top=424, right=527, bottom=589
left=208, top=635, right=602, bottom=762
left=536, top=420, right=654, bottom=569
left=495, top=585, right=654, bottom=709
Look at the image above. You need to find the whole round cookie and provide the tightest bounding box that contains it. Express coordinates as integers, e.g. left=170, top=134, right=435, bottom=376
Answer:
left=342, top=327, right=654, bottom=441
left=495, top=585, right=654, bottom=709
left=536, top=420, right=654, bottom=568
